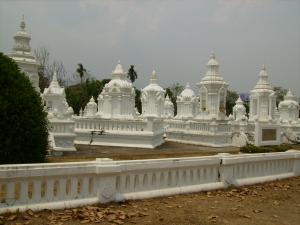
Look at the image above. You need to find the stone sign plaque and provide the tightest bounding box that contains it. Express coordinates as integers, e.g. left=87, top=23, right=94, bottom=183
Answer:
left=262, top=129, right=277, bottom=141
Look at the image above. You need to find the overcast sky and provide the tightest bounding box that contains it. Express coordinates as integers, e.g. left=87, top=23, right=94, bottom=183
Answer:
left=1, top=0, right=300, bottom=96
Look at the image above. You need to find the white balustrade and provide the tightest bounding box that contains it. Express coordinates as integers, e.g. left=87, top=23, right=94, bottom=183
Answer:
left=0, top=150, right=299, bottom=213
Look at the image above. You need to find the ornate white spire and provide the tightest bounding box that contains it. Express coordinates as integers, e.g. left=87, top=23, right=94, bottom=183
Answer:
left=43, top=72, right=64, bottom=95
left=111, top=60, right=125, bottom=79
left=253, top=64, right=272, bottom=90
left=284, top=89, right=295, bottom=101
left=235, top=96, right=243, bottom=105
left=20, top=15, right=26, bottom=31
left=13, top=16, right=31, bottom=52
left=8, top=16, right=40, bottom=92
left=150, top=69, right=157, bottom=84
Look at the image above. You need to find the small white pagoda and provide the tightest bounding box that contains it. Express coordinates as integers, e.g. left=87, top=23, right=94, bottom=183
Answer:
left=42, top=73, right=76, bottom=152
left=196, top=53, right=228, bottom=120
left=8, top=16, right=40, bottom=92
left=163, top=95, right=174, bottom=118
left=97, top=61, right=136, bottom=119
left=141, top=70, right=165, bottom=118
left=278, top=89, right=300, bottom=124
left=84, top=97, right=98, bottom=117
left=176, top=83, right=198, bottom=119
left=232, top=96, right=247, bottom=121
left=249, top=65, right=277, bottom=122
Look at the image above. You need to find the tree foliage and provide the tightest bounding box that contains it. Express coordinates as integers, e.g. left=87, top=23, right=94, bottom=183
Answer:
left=273, top=86, right=287, bottom=107
left=66, top=79, right=110, bottom=115
left=165, top=83, right=184, bottom=116
left=134, top=87, right=142, bottom=114
left=127, top=65, right=138, bottom=83
left=226, top=90, right=239, bottom=116
left=0, top=53, right=48, bottom=164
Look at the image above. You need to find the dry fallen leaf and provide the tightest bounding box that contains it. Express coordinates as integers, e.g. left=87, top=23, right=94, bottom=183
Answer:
left=7, top=214, right=17, bottom=221
left=242, top=214, right=251, bottom=219
left=253, top=209, right=263, bottom=213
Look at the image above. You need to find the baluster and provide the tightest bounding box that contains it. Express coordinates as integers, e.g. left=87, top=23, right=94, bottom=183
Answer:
left=6, top=181, right=15, bottom=205
left=19, top=180, right=29, bottom=204
left=33, top=179, right=42, bottom=203
left=81, top=177, right=89, bottom=197
left=45, top=178, right=55, bottom=201
left=58, top=178, right=66, bottom=200
left=70, top=177, right=78, bottom=199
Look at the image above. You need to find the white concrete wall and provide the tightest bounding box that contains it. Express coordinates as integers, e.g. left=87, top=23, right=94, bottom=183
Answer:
left=74, top=117, right=165, bottom=148
left=0, top=151, right=299, bottom=213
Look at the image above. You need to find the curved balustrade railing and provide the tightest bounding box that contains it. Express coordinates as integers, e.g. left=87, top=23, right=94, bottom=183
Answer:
left=0, top=151, right=299, bottom=213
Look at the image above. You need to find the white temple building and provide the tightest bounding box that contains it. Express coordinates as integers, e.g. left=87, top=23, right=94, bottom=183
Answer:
left=7, top=18, right=300, bottom=151
left=8, top=16, right=40, bottom=92
left=74, top=62, right=165, bottom=148
left=165, top=54, right=232, bottom=147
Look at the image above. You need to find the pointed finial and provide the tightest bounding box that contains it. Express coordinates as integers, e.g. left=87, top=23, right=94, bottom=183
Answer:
left=236, top=95, right=243, bottom=104
left=90, top=97, right=95, bottom=102
left=52, top=72, right=58, bottom=81
left=151, top=69, right=157, bottom=78
left=186, top=82, right=190, bottom=88
left=118, top=59, right=121, bottom=64
left=20, top=15, right=26, bottom=30
left=262, top=64, right=266, bottom=71
left=210, top=52, right=215, bottom=59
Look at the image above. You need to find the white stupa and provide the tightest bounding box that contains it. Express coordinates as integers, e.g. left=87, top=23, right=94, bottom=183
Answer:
left=197, top=54, right=228, bottom=119
left=233, top=96, right=247, bottom=121
left=176, top=83, right=198, bottom=119
left=249, top=65, right=276, bottom=121
left=163, top=95, right=174, bottom=118
left=98, top=61, right=136, bottom=119
left=85, top=97, right=98, bottom=117
left=8, top=16, right=40, bottom=92
left=278, top=89, right=300, bottom=123
left=141, top=70, right=165, bottom=117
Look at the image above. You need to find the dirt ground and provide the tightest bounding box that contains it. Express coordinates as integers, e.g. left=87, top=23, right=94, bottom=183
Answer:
left=48, top=141, right=240, bottom=162
left=2, top=176, right=300, bottom=225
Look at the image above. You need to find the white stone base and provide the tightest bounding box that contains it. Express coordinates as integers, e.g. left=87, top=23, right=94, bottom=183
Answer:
left=165, top=131, right=232, bottom=147
left=50, top=133, right=77, bottom=152
left=75, top=130, right=164, bottom=149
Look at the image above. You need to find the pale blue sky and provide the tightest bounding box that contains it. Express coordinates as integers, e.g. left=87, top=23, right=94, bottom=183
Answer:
left=1, top=0, right=300, bottom=96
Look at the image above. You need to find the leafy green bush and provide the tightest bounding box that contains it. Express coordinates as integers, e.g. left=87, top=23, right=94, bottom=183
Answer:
left=240, top=143, right=291, bottom=153
left=0, top=53, right=48, bottom=164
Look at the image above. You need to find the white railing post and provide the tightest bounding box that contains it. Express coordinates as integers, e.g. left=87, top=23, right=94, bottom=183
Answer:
left=218, top=153, right=234, bottom=187
left=287, top=150, right=300, bottom=176
left=96, top=159, right=120, bottom=203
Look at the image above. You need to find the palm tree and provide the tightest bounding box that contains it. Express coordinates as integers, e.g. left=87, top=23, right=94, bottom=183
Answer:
left=127, top=65, right=138, bottom=83
left=76, top=63, right=86, bottom=85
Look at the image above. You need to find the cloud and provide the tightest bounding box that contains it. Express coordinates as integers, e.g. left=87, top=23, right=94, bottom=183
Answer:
left=210, top=0, right=265, bottom=24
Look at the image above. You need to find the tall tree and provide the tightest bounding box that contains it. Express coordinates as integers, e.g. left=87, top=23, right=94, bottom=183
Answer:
left=76, top=63, right=87, bottom=85
left=127, top=65, right=138, bottom=83
left=0, top=53, right=48, bottom=164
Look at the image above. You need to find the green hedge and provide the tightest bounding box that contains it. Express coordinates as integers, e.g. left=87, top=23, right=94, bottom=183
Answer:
left=240, top=143, right=292, bottom=153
